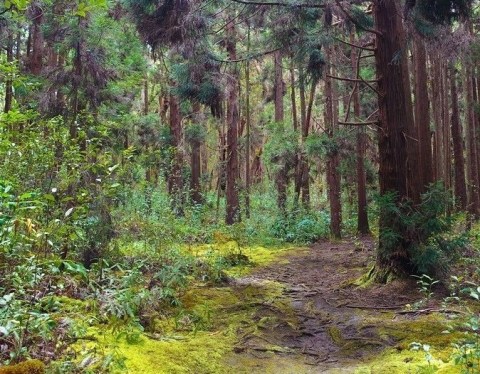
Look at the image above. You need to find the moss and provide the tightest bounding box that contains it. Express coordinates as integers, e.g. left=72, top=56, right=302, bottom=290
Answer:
left=66, top=277, right=292, bottom=373
left=186, top=242, right=299, bottom=277
left=328, top=326, right=344, bottom=345
left=353, top=346, right=460, bottom=374
left=0, top=360, right=45, bottom=374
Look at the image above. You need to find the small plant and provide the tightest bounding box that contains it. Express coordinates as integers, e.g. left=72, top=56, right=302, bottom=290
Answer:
left=413, top=274, right=440, bottom=301
left=409, top=342, right=439, bottom=373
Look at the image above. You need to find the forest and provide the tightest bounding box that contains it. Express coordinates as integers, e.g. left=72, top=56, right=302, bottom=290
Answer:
left=1, top=0, right=480, bottom=372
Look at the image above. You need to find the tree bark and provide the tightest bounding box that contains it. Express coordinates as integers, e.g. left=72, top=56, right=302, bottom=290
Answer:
left=27, top=3, right=44, bottom=75
left=274, top=50, right=287, bottom=215
left=350, top=31, right=370, bottom=235
left=4, top=31, right=13, bottom=113
left=190, top=103, right=203, bottom=205
left=374, top=0, right=417, bottom=275
left=449, top=65, right=467, bottom=210
left=413, top=35, right=433, bottom=190
left=225, top=18, right=240, bottom=224
left=168, top=92, right=184, bottom=216
left=325, top=48, right=341, bottom=239
left=465, top=63, right=480, bottom=217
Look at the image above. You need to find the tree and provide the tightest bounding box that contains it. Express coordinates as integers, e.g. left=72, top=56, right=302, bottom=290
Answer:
left=225, top=16, right=240, bottom=224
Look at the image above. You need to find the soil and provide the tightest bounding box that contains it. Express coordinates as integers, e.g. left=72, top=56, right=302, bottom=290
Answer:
left=223, top=237, right=451, bottom=373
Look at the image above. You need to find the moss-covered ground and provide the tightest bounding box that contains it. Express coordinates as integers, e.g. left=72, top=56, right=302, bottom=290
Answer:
left=53, top=239, right=476, bottom=373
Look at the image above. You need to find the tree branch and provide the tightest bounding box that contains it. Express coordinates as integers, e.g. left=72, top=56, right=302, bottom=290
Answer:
left=338, top=120, right=379, bottom=126
left=214, top=47, right=281, bottom=63
left=327, top=75, right=378, bottom=83
left=334, top=0, right=382, bottom=37
left=334, top=37, right=376, bottom=52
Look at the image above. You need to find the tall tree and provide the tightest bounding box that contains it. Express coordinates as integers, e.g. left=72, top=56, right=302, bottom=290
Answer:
left=274, top=49, right=287, bottom=215
left=449, top=65, right=467, bottom=210
left=225, top=17, right=240, bottom=224
left=373, top=0, right=417, bottom=275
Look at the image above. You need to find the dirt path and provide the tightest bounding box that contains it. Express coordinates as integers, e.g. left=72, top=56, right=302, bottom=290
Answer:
left=223, top=238, right=453, bottom=373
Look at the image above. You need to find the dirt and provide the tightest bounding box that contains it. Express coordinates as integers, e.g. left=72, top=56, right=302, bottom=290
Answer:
left=223, top=237, right=454, bottom=373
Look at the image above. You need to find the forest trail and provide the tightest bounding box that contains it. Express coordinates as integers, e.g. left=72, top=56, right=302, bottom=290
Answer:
left=222, top=239, right=452, bottom=373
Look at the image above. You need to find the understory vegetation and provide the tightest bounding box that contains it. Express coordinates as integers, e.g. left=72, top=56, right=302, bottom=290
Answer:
left=2, top=0, right=480, bottom=373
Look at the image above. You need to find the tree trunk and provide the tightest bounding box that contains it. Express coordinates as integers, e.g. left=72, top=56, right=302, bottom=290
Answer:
left=465, top=63, right=480, bottom=218
left=374, top=0, right=417, bottom=275
left=190, top=103, right=203, bottom=205
left=301, top=80, right=316, bottom=208
left=325, top=48, right=341, bottom=239
left=274, top=50, right=287, bottom=215
left=245, top=26, right=251, bottom=218
left=350, top=32, right=370, bottom=235
left=27, top=3, right=44, bottom=75
left=225, top=18, right=240, bottom=224
left=143, top=76, right=149, bottom=115
left=449, top=65, right=467, bottom=210
left=4, top=31, right=13, bottom=113
left=168, top=92, right=184, bottom=216
left=413, top=35, right=433, bottom=190
left=431, top=54, right=445, bottom=184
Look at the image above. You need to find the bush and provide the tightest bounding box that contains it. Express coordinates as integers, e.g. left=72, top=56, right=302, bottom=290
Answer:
left=376, top=182, right=466, bottom=277
left=270, top=211, right=329, bottom=243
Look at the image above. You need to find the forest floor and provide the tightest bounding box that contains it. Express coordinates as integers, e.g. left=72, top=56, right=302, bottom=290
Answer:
left=222, top=238, right=461, bottom=373
left=114, top=238, right=465, bottom=373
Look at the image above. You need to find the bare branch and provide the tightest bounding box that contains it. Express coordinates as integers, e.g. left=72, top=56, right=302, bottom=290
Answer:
left=214, top=47, right=281, bottom=63
left=334, top=37, right=376, bottom=52
left=327, top=75, right=378, bottom=83
left=338, top=120, right=379, bottom=126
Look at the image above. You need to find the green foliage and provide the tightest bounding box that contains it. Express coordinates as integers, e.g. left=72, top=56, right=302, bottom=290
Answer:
left=349, top=5, right=374, bottom=30
left=413, top=274, right=440, bottom=301
left=263, top=124, right=299, bottom=173
left=185, top=123, right=206, bottom=144
left=416, top=0, right=472, bottom=24
left=377, top=183, right=466, bottom=276
left=270, top=211, right=329, bottom=243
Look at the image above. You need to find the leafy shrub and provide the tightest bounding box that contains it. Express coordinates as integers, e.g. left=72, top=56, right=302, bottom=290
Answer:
left=376, top=183, right=466, bottom=277
left=270, top=211, right=329, bottom=243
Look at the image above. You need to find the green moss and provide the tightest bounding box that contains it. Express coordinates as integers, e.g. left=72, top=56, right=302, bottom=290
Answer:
left=353, top=346, right=460, bottom=374
left=185, top=241, right=299, bottom=277
left=328, top=326, right=344, bottom=345
left=65, top=275, right=294, bottom=373
left=115, top=331, right=235, bottom=373
left=0, top=360, right=45, bottom=374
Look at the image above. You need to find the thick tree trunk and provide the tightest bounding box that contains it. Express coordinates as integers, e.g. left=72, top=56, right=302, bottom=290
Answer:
left=325, top=50, right=341, bottom=239
left=225, top=19, right=240, bottom=224
left=301, top=81, right=316, bottom=208
left=274, top=50, right=287, bottom=215
left=431, top=55, right=445, bottom=184
left=350, top=31, right=370, bottom=235
left=27, top=3, right=44, bottom=75
left=245, top=40, right=251, bottom=218
left=374, top=0, right=417, bottom=275
left=465, top=63, right=480, bottom=218
left=449, top=65, right=467, bottom=210
left=296, top=67, right=307, bottom=205
left=413, top=35, right=433, bottom=190
left=443, top=64, right=452, bottom=198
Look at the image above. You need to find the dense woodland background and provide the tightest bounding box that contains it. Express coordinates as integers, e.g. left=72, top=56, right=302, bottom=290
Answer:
left=2, top=0, right=480, bottom=372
